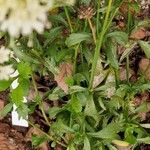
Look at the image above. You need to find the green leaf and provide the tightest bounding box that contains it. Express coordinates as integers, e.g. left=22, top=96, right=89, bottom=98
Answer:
left=45, top=58, right=59, bottom=75
left=48, top=93, right=59, bottom=101
left=88, top=122, right=123, bottom=139
left=84, top=95, right=98, bottom=122
left=13, top=46, right=39, bottom=64
left=107, top=31, right=128, bottom=46
left=84, top=137, right=91, bottom=150
left=11, top=85, right=24, bottom=106
left=135, top=102, right=150, bottom=113
left=139, top=41, right=150, bottom=59
left=137, top=19, right=150, bottom=28
left=17, top=103, right=29, bottom=119
left=0, top=80, right=12, bottom=91
left=69, top=86, right=86, bottom=94
left=68, top=95, right=82, bottom=113
left=0, top=103, right=13, bottom=118
left=67, top=143, right=76, bottom=150
left=107, top=144, right=118, bottom=150
left=66, top=33, right=91, bottom=47
left=48, top=107, right=62, bottom=118
left=32, top=135, right=47, bottom=147
left=44, top=27, right=63, bottom=47
left=51, top=119, right=74, bottom=136
left=137, top=137, right=150, bottom=144
left=17, top=62, right=31, bottom=79
left=106, top=41, right=119, bottom=69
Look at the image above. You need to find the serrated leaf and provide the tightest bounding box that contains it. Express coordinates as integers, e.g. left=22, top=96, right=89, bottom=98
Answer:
left=48, top=107, right=62, bottom=118
left=17, top=62, right=31, bottom=79
left=139, top=41, right=150, bottom=59
left=0, top=103, right=13, bottom=118
left=68, top=95, right=82, bottom=113
left=51, top=119, right=74, bottom=136
left=66, top=33, right=91, bottom=47
left=88, top=122, right=123, bottom=139
left=106, top=41, right=119, bottom=69
left=84, top=95, right=98, bottom=122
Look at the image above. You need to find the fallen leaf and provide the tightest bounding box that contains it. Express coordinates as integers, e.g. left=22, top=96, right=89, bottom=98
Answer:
left=54, top=62, right=73, bottom=93
left=130, top=28, right=150, bottom=40
left=93, top=71, right=107, bottom=88
left=139, top=58, right=150, bottom=79
left=119, top=0, right=136, bottom=17
left=119, top=67, right=134, bottom=81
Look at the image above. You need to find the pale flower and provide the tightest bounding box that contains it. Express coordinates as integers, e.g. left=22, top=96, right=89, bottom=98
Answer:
left=0, top=0, right=11, bottom=21
left=0, top=46, right=11, bottom=64
left=0, top=0, right=52, bottom=37
left=0, top=65, right=14, bottom=80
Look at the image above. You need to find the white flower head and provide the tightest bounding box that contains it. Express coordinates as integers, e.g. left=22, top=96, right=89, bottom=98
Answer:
left=0, top=46, right=11, bottom=64
left=0, top=0, right=52, bottom=37
left=0, top=65, right=14, bottom=80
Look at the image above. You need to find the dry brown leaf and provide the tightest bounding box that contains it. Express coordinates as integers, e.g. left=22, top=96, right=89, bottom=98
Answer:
left=130, top=28, right=150, bottom=40
left=139, top=58, right=150, bottom=79
left=119, top=0, right=136, bottom=17
left=54, top=62, right=73, bottom=93
left=119, top=67, right=134, bottom=81
left=26, top=127, right=49, bottom=150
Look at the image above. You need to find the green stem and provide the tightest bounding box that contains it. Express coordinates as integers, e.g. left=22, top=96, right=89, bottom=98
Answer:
left=126, top=55, right=130, bottom=83
left=64, top=6, right=73, bottom=33
left=31, top=74, right=51, bottom=127
left=29, top=121, right=67, bottom=148
left=73, top=44, right=80, bottom=73
left=126, top=1, right=131, bottom=83
left=96, top=0, right=100, bottom=36
left=89, top=0, right=113, bottom=90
